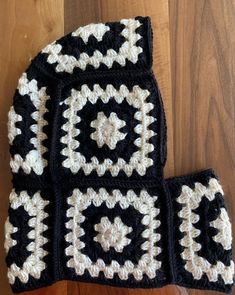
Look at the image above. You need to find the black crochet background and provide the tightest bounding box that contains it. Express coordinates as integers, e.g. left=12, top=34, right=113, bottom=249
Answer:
left=6, top=16, right=234, bottom=294
left=57, top=74, right=163, bottom=181
left=59, top=185, right=167, bottom=289
left=35, top=16, right=153, bottom=79
left=167, top=169, right=234, bottom=293
left=8, top=188, right=54, bottom=293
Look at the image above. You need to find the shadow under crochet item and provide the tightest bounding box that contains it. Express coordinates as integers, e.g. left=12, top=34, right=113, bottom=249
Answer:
left=4, top=16, right=234, bottom=293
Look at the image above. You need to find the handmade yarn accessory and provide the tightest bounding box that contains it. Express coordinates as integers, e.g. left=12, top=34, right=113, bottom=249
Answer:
left=5, top=16, right=234, bottom=293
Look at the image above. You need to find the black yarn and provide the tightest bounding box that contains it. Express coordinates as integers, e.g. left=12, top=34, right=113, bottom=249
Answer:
left=5, top=16, right=233, bottom=294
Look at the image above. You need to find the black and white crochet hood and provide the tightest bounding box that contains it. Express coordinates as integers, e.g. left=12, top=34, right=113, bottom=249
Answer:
left=5, top=16, right=234, bottom=293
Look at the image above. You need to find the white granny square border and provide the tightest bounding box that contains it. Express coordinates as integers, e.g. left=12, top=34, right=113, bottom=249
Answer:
left=65, top=188, right=162, bottom=281
left=60, top=84, right=156, bottom=177
left=5, top=190, right=49, bottom=285
left=42, top=18, right=143, bottom=73
left=177, top=178, right=234, bottom=284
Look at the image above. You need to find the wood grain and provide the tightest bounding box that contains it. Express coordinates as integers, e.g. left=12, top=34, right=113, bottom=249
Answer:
left=0, top=0, right=234, bottom=294
left=0, top=1, right=64, bottom=295
left=169, top=1, right=235, bottom=294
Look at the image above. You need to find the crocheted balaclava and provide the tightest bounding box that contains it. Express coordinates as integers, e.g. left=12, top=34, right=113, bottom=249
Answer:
left=5, top=16, right=234, bottom=293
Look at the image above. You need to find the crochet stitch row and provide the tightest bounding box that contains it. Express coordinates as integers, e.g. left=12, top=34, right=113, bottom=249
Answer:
left=4, top=16, right=234, bottom=293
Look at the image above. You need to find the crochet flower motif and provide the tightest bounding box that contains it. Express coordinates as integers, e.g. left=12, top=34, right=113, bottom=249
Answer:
left=90, top=112, right=126, bottom=150
left=94, top=216, right=133, bottom=252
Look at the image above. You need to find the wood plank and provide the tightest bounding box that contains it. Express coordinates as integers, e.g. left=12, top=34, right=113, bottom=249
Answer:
left=169, top=1, right=235, bottom=294
left=0, top=1, right=64, bottom=294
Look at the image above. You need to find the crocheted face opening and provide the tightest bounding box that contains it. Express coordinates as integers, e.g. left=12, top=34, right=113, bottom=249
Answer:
left=5, top=16, right=234, bottom=293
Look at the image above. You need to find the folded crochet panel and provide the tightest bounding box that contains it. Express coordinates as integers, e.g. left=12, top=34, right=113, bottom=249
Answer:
left=5, top=16, right=234, bottom=293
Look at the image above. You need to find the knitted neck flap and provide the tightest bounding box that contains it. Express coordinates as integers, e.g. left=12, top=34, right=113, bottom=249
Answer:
left=5, top=16, right=234, bottom=293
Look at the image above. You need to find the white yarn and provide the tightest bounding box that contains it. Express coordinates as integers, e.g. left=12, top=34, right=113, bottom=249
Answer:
left=60, top=84, right=156, bottom=176
left=8, top=106, right=22, bottom=145
left=72, top=23, right=110, bottom=43
left=65, top=188, right=161, bottom=280
left=177, top=178, right=234, bottom=284
left=9, top=73, right=50, bottom=175
left=94, top=216, right=132, bottom=252
left=10, top=150, right=47, bottom=175
left=4, top=217, right=18, bottom=253
left=42, top=18, right=142, bottom=73
left=90, top=112, right=127, bottom=150
left=6, top=190, right=49, bottom=284
left=210, top=208, right=232, bottom=250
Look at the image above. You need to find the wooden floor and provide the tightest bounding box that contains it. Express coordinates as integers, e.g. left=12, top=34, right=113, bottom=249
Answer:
left=0, top=0, right=234, bottom=294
